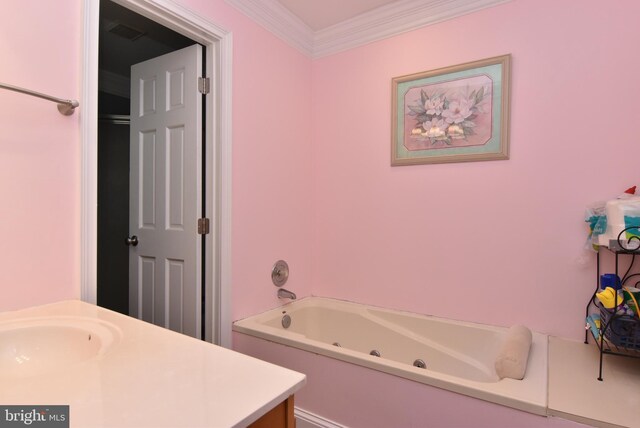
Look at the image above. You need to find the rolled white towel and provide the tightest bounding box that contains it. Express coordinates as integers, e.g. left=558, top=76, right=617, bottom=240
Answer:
left=494, top=325, right=532, bottom=380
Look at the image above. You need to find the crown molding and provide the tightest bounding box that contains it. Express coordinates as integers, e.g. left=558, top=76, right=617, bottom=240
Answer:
left=225, top=0, right=512, bottom=58
left=313, top=0, right=513, bottom=58
left=225, top=0, right=314, bottom=56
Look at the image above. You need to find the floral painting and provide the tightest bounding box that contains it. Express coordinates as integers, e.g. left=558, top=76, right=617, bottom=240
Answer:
left=392, top=55, right=510, bottom=166
left=404, top=75, right=492, bottom=150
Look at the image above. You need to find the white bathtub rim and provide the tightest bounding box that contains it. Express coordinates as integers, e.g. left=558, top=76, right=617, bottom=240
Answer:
left=236, top=295, right=536, bottom=335
left=271, top=296, right=501, bottom=380
left=233, top=296, right=548, bottom=416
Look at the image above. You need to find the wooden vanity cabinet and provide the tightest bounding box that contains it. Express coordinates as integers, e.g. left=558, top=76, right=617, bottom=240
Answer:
left=249, top=395, right=295, bottom=428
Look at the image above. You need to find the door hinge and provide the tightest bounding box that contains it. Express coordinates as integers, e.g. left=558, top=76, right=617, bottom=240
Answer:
left=197, top=218, right=210, bottom=235
left=198, top=77, right=210, bottom=94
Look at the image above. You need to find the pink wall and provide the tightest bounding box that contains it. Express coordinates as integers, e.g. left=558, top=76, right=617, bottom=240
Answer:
left=181, top=0, right=314, bottom=320
left=0, top=0, right=314, bottom=320
left=0, top=0, right=82, bottom=310
left=311, top=0, right=640, bottom=340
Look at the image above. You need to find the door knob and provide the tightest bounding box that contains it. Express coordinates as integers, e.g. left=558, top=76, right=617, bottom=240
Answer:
left=125, top=235, right=139, bottom=246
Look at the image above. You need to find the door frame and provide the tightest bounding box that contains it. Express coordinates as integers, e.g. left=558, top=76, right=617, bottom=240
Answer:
left=81, top=0, right=233, bottom=347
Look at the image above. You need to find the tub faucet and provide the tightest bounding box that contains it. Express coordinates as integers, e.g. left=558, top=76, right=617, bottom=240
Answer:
left=277, top=288, right=296, bottom=300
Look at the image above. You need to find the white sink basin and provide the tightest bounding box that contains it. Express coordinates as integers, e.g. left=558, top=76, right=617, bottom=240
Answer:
left=0, top=317, right=121, bottom=378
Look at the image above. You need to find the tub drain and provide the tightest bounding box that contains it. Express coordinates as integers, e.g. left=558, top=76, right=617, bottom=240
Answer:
left=281, top=314, right=291, bottom=328
left=413, top=359, right=426, bottom=369
left=370, top=350, right=381, bottom=357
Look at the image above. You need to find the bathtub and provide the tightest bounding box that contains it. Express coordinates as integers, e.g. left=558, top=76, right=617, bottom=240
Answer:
left=233, top=297, right=548, bottom=418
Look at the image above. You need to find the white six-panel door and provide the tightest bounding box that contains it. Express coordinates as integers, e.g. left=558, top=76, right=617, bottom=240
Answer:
left=129, top=44, right=202, bottom=339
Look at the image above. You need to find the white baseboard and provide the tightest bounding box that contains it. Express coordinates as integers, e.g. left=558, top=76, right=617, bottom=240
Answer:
left=295, top=407, right=346, bottom=428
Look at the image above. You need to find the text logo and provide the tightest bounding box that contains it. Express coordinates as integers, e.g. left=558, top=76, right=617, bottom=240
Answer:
left=0, top=406, right=69, bottom=427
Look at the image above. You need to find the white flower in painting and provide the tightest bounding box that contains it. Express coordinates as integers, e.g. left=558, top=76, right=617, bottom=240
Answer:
left=424, top=97, right=444, bottom=116
left=422, top=118, right=447, bottom=138
left=447, top=124, right=465, bottom=139
left=442, top=98, right=474, bottom=124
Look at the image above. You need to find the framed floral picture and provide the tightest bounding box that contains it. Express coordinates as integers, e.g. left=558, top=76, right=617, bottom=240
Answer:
left=391, top=54, right=511, bottom=166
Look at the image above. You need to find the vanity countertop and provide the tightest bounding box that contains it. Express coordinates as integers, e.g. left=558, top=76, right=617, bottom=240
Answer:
left=0, top=300, right=306, bottom=427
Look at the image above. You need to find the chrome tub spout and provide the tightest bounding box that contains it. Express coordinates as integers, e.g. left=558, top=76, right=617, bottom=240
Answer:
left=277, top=288, right=296, bottom=300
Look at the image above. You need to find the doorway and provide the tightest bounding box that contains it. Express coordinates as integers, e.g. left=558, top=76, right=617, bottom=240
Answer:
left=82, top=0, right=233, bottom=346
left=98, top=0, right=204, bottom=338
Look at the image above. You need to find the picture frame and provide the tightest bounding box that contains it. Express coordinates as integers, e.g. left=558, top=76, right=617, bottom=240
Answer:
left=391, top=54, right=511, bottom=166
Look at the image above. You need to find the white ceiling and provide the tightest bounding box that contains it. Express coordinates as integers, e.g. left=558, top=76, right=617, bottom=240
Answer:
left=275, top=0, right=401, bottom=31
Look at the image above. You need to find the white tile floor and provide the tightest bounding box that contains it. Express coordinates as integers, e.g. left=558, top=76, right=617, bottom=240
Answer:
left=548, top=336, right=640, bottom=428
